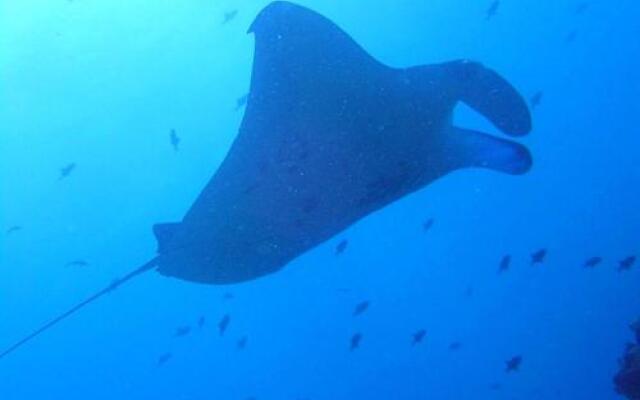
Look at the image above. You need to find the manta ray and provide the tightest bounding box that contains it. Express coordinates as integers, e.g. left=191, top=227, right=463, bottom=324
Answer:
left=0, top=1, right=532, bottom=360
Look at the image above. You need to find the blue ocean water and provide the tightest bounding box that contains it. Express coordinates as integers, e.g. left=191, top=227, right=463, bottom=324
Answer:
left=1, top=0, right=639, bottom=399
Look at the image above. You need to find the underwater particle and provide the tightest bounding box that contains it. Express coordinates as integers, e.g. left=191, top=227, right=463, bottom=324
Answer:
left=583, top=256, right=602, bottom=268
left=350, top=333, right=362, bottom=351
left=222, top=10, right=238, bottom=25
left=218, top=314, right=231, bottom=336
left=235, top=93, right=249, bottom=111
left=485, top=0, right=500, bottom=20
left=65, top=260, right=89, bottom=268
left=412, top=329, right=426, bottom=345
left=197, top=316, right=205, bottom=329
left=335, top=239, right=348, bottom=255
left=422, top=217, right=435, bottom=232
left=498, top=255, right=511, bottom=273
left=618, top=256, right=636, bottom=272
left=531, top=249, right=546, bottom=265
left=174, top=325, right=191, bottom=338
left=59, top=163, right=76, bottom=180
left=157, top=352, right=172, bottom=366
left=449, top=341, right=462, bottom=351
left=352, top=300, right=370, bottom=316
left=6, top=225, right=22, bottom=235
left=237, top=335, right=248, bottom=350
left=530, top=91, right=543, bottom=109
left=505, top=355, right=522, bottom=372
left=170, top=129, right=180, bottom=152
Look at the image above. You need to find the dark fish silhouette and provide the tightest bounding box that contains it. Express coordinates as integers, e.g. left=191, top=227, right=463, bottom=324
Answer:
left=235, top=93, right=249, bottom=111
left=218, top=314, right=230, bottom=336
left=486, top=0, right=500, bottom=20
left=449, top=341, right=462, bottom=351
left=197, top=316, right=205, bottom=329
left=498, top=255, right=511, bottom=273
left=157, top=352, right=172, bottom=366
left=619, top=256, right=636, bottom=272
left=574, top=2, right=590, bottom=15
left=489, top=383, right=502, bottom=390
left=170, top=129, right=180, bottom=152
left=223, top=292, right=235, bottom=300
left=59, top=163, right=76, bottom=180
left=65, top=260, right=89, bottom=268
left=412, top=329, right=426, bottom=345
left=531, top=249, right=546, bottom=265
left=6, top=225, right=22, bottom=235
left=530, top=91, right=543, bottom=109
left=174, top=325, right=191, bottom=337
left=464, top=285, right=474, bottom=298
left=335, top=239, right=348, bottom=255
left=350, top=333, right=362, bottom=351
left=237, top=335, right=248, bottom=350
left=0, top=1, right=533, bottom=361
left=222, top=10, right=238, bottom=25
left=352, top=300, right=370, bottom=316
left=422, top=218, right=435, bottom=232
left=505, top=355, right=522, bottom=372
left=583, top=256, right=602, bottom=268
left=565, top=30, right=578, bottom=43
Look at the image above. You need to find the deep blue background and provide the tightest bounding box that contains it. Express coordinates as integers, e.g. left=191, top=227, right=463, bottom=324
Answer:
left=1, top=0, right=639, bottom=399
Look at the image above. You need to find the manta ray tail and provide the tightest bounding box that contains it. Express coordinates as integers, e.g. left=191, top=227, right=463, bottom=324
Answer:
left=0, top=258, right=158, bottom=361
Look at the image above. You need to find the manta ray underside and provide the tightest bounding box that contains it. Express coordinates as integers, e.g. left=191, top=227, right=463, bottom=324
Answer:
left=0, top=1, right=532, bottom=360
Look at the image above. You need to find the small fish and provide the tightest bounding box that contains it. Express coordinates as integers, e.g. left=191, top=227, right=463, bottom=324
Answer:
left=65, top=259, right=89, bottom=268
left=174, top=325, right=191, bottom=338
left=412, top=329, right=426, bottom=345
left=449, top=341, right=462, bottom=351
left=464, top=285, right=474, bottom=298
left=218, top=314, right=231, bottom=336
left=618, top=256, right=636, bottom=272
left=197, top=316, right=205, bottom=329
left=6, top=225, right=22, bottom=235
left=489, top=383, right=502, bottom=391
left=335, top=239, right=348, bottom=255
left=531, top=249, right=546, bottom=265
left=350, top=333, right=362, bottom=351
left=157, top=352, right=172, bottom=366
left=352, top=301, right=370, bottom=316
left=530, top=91, right=543, bottom=109
left=59, top=163, right=76, bottom=180
left=583, top=256, right=602, bottom=268
left=422, top=218, right=435, bottom=232
left=505, top=355, right=522, bottom=372
left=222, top=10, right=238, bottom=25
left=485, top=0, right=500, bottom=20
left=237, top=335, right=248, bottom=350
left=170, top=129, right=180, bottom=152
left=223, top=292, right=235, bottom=300
left=498, top=255, right=511, bottom=273
left=565, top=30, right=578, bottom=43
left=235, top=93, right=249, bottom=111
left=574, top=2, right=590, bottom=15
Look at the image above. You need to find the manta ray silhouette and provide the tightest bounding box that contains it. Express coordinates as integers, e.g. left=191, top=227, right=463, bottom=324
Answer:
left=0, top=1, right=532, bottom=360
